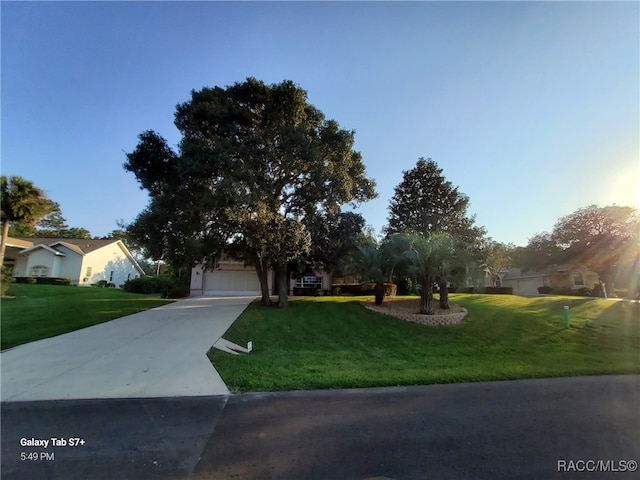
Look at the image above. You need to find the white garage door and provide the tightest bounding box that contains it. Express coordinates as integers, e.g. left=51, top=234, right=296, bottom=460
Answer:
left=203, top=270, right=261, bottom=296
left=504, top=278, right=541, bottom=296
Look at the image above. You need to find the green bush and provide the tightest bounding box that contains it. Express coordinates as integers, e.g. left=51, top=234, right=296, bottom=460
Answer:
left=293, top=287, right=320, bottom=296
left=483, top=286, right=513, bottom=295
left=14, top=277, right=71, bottom=285
left=537, top=286, right=553, bottom=294
left=167, top=285, right=190, bottom=298
left=123, top=275, right=186, bottom=296
left=330, top=282, right=396, bottom=296
left=549, top=287, right=594, bottom=297
left=592, top=284, right=605, bottom=298
left=1, top=266, right=14, bottom=296
left=395, top=277, right=413, bottom=296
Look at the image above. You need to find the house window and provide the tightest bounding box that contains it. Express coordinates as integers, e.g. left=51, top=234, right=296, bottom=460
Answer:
left=573, top=271, right=585, bottom=287
left=31, top=266, right=49, bottom=277
left=494, top=275, right=502, bottom=287
left=295, top=276, right=322, bottom=289
left=85, top=267, right=92, bottom=277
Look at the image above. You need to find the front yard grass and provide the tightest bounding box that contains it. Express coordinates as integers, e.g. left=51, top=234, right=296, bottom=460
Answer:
left=1, top=284, right=173, bottom=350
left=209, top=294, right=640, bottom=392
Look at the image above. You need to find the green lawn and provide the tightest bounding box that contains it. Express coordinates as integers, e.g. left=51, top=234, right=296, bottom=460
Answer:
left=209, top=294, right=640, bottom=392
left=1, top=284, right=173, bottom=350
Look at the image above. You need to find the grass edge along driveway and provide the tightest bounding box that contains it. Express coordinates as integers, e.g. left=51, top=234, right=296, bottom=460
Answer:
left=209, top=294, right=640, bottom=392
left=1, top=284, right=173, bottom=350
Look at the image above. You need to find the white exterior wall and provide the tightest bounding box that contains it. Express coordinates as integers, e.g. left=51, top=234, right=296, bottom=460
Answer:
left=15, top=249, right=63, bottom=278
left=12, top=256, right=28, bottom=277
left=52, top=246, right=83, bottom=283
left=80, top=243, right=142, bottom=287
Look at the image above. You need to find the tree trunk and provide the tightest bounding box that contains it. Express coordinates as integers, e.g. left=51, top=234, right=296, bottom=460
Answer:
left=254, top=256, right=271, bottom=306
left=419, top=275, right=435, bottom=314
left=439, top=281, right=450, bottom=309
left=0, top=219, right=9, bottom=266
left=276, top=263, right=289, bottom=307
left=374, top=281, right=385, bottom=305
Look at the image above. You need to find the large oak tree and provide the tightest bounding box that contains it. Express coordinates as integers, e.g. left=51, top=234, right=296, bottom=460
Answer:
left=125, top=78, right=376, bottom=306
left=517, top=205, right=639, bottom=294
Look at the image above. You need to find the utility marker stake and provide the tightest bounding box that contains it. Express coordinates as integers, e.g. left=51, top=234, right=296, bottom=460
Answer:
left=563, top=305, right=570, bottom=329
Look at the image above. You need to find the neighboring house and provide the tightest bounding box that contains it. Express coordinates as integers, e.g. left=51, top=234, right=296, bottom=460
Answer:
left=3, top=237, right=145, bottom=286
left=190, top=259, right=332, bottom=296
left=498, top=264, right=599, bottom=296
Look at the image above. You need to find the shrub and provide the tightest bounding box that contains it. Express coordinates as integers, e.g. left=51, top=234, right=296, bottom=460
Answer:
left=167, top=285, right=190, bottom=298
left=331, top=283, right=359, bottom=295
left=14, top=277, right=70, bottom=285
left=396, top=277, right=412, bottom=296
left=1, top=266, right=14, bottom=296
left=460, top=287, right=475, bottom=294
left=330, top=282, right=396, bottom=296
left=293, top=287, right=320, bottom=296
left=483, top=286, right=513, bottom=295
left=537, top=286, right=553, bottom=294
left=551, top=287, right=593, bottom=297
left=384, top=283, right=397, bottom=296
left=123, top=275, right=182, bottom=295
left=576, top=287, right=593, bottom=297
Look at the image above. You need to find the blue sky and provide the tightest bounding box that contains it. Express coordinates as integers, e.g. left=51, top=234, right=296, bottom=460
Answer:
left=2, top=1, right=638, bottom=246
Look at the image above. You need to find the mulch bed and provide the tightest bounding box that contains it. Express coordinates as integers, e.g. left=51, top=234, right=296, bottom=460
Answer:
left=362, top=297, right=468, bottom=326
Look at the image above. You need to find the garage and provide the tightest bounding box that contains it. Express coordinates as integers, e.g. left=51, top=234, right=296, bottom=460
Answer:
left=202, top=268, right=262, bottom=296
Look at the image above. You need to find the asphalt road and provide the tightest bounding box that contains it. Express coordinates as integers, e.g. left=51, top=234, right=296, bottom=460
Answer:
left=2, top=375, right=639, bottom=480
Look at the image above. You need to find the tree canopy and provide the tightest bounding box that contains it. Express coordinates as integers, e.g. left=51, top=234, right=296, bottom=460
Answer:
left=301, top=211, right=367, bottom=277
left=385, top=158, right=485, bottom=250
left=516, top=204, right=639, bottom=292
left=9, top=200, right=91, bottom=239
left=479, top=239, right=516, bottom=287
left=125, top=78, right=377, bottom=306
left=1, top=175, right=53, bottom=264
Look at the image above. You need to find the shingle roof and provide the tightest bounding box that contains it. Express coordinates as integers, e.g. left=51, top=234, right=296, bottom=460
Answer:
left=12, top=237, right=121, bottom=254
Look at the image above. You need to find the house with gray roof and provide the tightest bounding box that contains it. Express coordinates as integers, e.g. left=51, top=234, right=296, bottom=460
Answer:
left=498, top=264, right=599, bottom=296
left=3, top=237, right=145, bottom=286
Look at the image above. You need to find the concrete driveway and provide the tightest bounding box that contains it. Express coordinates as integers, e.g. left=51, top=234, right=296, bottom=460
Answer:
left=0, top=296, right=254, bottom=402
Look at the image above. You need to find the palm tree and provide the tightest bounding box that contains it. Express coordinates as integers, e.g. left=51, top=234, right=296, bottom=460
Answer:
left=434, top=235, right=482, bottom=309
left=1, top=176, right=52, bottom=265
left=408, top=232, right=482, bottom=313
left=348, top=234, right=411, bottom=305
left=406, top=233, right=447, bottom=314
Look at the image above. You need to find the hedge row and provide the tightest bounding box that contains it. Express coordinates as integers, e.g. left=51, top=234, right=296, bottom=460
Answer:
left=537, top=286, right=604, bottom=297
left=483, top=286, right=514, bottom=295
left=292, top=287, right=328, bottom=296
left=330, top=283, right=397, bottom=296
left=13, top=277, right=71, bottom=285
left=447, top=287, right=513, bottom=294
left=123, top=275, right=189, bottom=298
